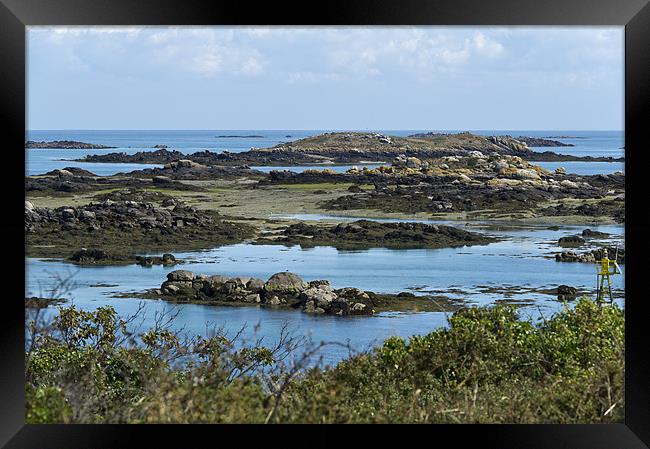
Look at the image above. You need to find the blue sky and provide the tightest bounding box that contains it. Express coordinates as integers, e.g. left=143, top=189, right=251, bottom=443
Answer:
left=27, top=26, right=623, bottom=131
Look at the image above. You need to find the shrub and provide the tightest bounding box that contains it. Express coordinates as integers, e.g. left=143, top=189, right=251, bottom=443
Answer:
left=25, top=298, right=624, bottom=423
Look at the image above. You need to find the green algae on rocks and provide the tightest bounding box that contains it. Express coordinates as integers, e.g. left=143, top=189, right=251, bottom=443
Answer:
left=257, top=220, right=497, bottom=250
left=25, top=200, right=256, bottom=259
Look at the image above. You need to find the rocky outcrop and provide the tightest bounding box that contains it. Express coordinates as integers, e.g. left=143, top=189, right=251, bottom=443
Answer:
left=156, top=271, right=373, bottom=316
left=541, top=198, right=624, bottom=223
left=135, top=253, right=177, bottom=267
left=516, top=137, right=574, bottom=147
left=304, top=152, right=625, bottom=222
left=487, top=136, right=529, bottom=152
left=125, top=163, right=266, bottom=180
left=25, top=297, right=67, bottom=308
left=26, top=140, right=115, bottom=149
left=581, top=228, right=610, bottom=238
left=25, top=200, right=255, bottom=259
left=261, top=220, right=497, bottom=250
left=556, top=285, right=579, bottom=301
left=26, top=170, right=200, bottom=195
left=555, top=247, right=624, bottom=264
left=25, top=201, right=218, bottom=233
left=558, top=235, right=586, bottom=247
left=66, top=247, right=178, bottom=266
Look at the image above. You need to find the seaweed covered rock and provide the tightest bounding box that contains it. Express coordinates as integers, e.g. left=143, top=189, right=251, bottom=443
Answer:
left=69, top=248, right=111, bottom=264
left=581, top=228, right=610, bottom=238
left=557, top=285, right=579, bottom=301
left=25, top=201, right=255, bottom=258
left=555, top=247, right=624, bottom=264
left=262, top=220, right=497, bottom=250
left=558, top=235, right=586, bottom=247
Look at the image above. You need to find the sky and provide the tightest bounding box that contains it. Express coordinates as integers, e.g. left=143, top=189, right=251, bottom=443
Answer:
left=27, top=26, right=624, bottom=131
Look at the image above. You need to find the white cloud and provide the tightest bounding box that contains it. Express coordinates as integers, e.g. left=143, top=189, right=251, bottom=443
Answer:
left=27, top=26, right=621, bottom=89
left=241, top=56, right=265, bottom=75
left=193, top=51, right=223, bottom=76
left=471, top=32, right=504, bottom=57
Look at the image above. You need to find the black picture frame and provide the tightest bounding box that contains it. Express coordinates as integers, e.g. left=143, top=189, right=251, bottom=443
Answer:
left=3, top=0, right=649, bottom=446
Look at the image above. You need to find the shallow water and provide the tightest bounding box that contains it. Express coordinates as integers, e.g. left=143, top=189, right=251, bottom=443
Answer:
left=536, top=161, right=624, bottom=176
left=26, top=149, right=163, bottom=176
left=26, top=219, right=624, bottom=365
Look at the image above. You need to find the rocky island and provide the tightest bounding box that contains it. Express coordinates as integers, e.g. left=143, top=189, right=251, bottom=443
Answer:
left=72, top=132, right=623, bottom=166
left=25, top=199, right=255, bottom=261
left=144, top=270, right=465, bottom=315
left=257, top=220, right=497, bottom=250
left=515, top=136, right=574, bottom=147
left=26, top=140, right=116, bottom=149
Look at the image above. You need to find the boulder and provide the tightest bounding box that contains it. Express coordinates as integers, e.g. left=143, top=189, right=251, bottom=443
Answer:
left=164, top=159, right=205, bottom=170
left=162, top=253, right=176, bottom=264
left=350, top=303, right=371, bottom=315
left=560, top=180, right=579, bottom=189
left=405, top=157, right=422, bottom=169
left=167, top=270, right=195, bottom=282
left=25, top=200, right=34, bottom=211
left=513, top=169, right=540, bottom=180
left=494, top=160, right=510, bottom=171
left=300, top=287, right=338, bottom=309
left=61, top=208, right=76, bottom=219
left=336, top=287, right=370, bottom=302
left=153, top=175, right=173, bottom=185
left=243, top=293, right=261, bottom=303
left=246, top=278, right=266, bottom=292
left=164, top=284, right=180, bottom=294
left=302, top=301, right=326, bottom=314
left=265, top=272, right=309, bottom=293
left=231, top=276, right=251, bottom=287
left=330, top=299, right=351, bottom=316
left=53, top=169, right=74, bottom=177
left=69, top=248, right=110, bottom=263
left=309, top=279, right=331, bottom=288
left=558, top=235, right=586, bottom=247
left=557, top=285, right=578, bottom=300
left=555, top=167, right=567, bottom=175
left=581, top=229, right=609, bottom=238
left=79, top=210, right=96, bottom=221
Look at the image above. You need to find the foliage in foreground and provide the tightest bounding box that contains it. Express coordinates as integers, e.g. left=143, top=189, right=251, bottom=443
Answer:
left=25, top=298, right=624, bottom=423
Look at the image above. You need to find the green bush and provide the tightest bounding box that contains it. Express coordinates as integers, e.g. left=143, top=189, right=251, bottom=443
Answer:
left=25, top=298, right=624, bottom=423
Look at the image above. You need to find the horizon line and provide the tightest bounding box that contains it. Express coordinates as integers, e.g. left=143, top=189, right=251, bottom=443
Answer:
left=26, top=128, right=625, bottom=132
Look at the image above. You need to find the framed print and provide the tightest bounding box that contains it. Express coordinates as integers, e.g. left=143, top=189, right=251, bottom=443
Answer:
left=3, top=0, right=649, bottom=446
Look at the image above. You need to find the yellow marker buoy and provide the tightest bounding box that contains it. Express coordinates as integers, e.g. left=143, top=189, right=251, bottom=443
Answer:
left=595, top=248, right=620, bottom=303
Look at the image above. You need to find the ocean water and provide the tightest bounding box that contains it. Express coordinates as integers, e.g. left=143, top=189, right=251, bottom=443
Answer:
left=26, top=130, right=623, bottom=176
left=26, top=220, right=624, bottom=365
left=536, top=161, right=624, bottom=176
